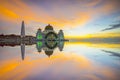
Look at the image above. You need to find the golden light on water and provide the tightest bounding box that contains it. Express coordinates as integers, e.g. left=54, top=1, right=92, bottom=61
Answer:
left=65, top=32, right=120, bottom=39
left=65, top=42, right=120, bottom=48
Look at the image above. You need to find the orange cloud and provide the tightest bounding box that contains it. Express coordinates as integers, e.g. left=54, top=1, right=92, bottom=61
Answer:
left=0, top=6, right=18, bottom=19
left=0, top=0, right=92, bottom=28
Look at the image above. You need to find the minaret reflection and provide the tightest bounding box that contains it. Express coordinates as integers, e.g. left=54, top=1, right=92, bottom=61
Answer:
left=21, top=43, right=25, bottom=60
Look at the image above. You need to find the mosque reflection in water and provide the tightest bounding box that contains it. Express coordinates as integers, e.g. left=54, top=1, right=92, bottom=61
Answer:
left=36, top=39, right=64, bottom=57
left=21, top=39, right=65, bottom=60
left=36, top=24, right=65, bottom=57
left=0, top=22, right=68, bottom=60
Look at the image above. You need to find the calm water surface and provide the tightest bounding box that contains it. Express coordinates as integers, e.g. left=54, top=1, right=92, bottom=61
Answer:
left=0, top=42, right=120, bottom=80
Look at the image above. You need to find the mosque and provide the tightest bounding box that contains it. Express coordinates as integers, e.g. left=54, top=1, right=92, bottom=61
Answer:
left=20, top=21, right=67, bottom=59
left=36, top=24, right=64, bottom=41
left=36, top=24, right=65, bottom=57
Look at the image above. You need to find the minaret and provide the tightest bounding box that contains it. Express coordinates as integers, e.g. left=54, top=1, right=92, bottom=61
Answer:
left=20, top=21, right=25, bottom=60
left=21, top=21, right=25, bottom=38
left=58, top=30, right=64, bottom=41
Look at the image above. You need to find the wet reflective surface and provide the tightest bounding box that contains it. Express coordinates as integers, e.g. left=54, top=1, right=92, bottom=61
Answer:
left=0, top=41, right=120, bottom=80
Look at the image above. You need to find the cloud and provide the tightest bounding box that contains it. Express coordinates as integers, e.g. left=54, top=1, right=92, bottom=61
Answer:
left=102, top=50, right=120, bottom=58
left=0, top=0, right=112, bottom=27
left=101, top=22, right=120, bottom=31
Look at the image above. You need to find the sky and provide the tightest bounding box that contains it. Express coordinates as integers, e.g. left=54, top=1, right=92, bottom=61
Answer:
left=0, top=0, right=120, bottom=38
left=1, top=1, right=120, bottom=79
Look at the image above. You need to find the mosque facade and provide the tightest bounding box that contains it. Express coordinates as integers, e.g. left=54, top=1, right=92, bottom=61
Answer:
left=36, top=24, right=65, bottom=57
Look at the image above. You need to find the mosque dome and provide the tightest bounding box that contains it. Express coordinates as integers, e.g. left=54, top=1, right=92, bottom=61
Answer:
left=45, top=24, right=53, bottom=30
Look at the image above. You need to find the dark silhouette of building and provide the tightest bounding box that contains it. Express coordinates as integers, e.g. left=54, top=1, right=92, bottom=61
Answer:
left=36, top=24, right=66, bottom=57
left=21, top=21, right=25, bottom=38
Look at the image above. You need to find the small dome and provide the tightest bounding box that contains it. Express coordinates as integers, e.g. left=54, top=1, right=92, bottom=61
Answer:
left=45, top=24, right=53, bottom=30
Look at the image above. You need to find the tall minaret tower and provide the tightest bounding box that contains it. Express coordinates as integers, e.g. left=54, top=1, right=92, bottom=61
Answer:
left=21, top=21, right=25, bottom=38
left=20, top=21, right=25, bottom=60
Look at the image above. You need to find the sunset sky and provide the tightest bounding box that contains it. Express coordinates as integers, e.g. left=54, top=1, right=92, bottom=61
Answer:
left=0, top=1, right=120, bottom=79
left=0, top=0, right=120, bottom=38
